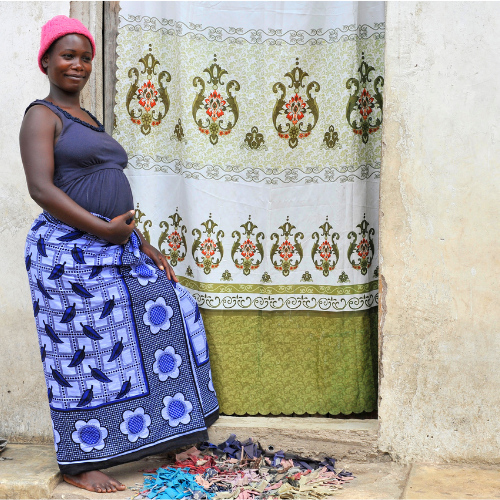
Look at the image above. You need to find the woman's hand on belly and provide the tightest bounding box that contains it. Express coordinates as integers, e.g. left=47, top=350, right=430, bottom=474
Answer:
left=105, top=210, right=136, bottom=245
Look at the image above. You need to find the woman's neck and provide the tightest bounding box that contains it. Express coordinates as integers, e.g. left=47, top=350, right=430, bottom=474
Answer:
left=45, top=85, right=81, bottom=111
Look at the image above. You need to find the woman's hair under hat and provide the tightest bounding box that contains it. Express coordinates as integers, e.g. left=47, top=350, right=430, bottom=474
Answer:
left=38, top=15, right=96, bottom=74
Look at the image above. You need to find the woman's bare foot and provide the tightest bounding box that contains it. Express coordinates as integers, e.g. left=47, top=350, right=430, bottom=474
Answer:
left=63, top=471, right=127, bottom=493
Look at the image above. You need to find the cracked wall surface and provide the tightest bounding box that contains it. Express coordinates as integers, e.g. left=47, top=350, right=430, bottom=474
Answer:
left=378, top=1, right=500, bottom=463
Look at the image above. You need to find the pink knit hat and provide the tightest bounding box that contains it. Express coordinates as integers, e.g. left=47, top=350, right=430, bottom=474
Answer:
left=38, top=15, right=96, bottom=73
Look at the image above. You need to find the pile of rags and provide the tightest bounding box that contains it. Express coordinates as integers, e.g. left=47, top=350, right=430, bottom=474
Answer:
left=133, top=434, right=354, bottom=500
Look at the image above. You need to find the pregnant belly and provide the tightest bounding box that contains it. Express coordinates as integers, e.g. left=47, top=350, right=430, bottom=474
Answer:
left=60, top=168, right=134, bottom=220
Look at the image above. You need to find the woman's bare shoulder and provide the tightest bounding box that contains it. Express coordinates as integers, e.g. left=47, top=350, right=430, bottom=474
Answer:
left=23, top=101, right=58, bottom=121
left=21, top=101, right=60, bottom=134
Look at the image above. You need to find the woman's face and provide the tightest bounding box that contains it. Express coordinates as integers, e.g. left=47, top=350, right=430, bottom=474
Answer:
left=42, top=34, right=93, bottom=93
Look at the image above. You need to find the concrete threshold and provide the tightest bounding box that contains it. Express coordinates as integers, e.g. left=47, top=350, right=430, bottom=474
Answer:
left=208, top=416, right=382, bottom=462
left=211, top=416, right=378, bottom=432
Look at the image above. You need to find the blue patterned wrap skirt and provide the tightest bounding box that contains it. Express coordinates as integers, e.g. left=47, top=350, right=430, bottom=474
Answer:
left=25, top=212, right=219, bottom=475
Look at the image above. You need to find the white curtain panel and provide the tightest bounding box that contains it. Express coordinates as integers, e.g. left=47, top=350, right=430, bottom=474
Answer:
left=114, top=1, right=385, bottom=311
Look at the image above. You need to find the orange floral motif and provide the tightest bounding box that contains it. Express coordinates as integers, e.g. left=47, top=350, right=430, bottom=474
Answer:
left=192, top=215, right=224, bottom=275
left=311, top=218, right=339, bottom=277
left=348, top=215, right=375, bottom=275
left=193, top=58, right=240, bottom=145
left=167, top=231, right=182, bottom=250
left=137, top=80, right=158, bottom=113
left=271, top=217, right=304, bottom=277
left=358, top=88, right=374, bottom=120
left=278, top=240, right=295, bottom=260
left=200, top=238, right=216, bottom=257
left=356, top=238, right=370, bottom=259
left=205, top=90, right=226, bottom=121
left=231, top=217, right=264, bottom=276
left=318, top=241, right=332, bottom=260
left=126, top=50, right=171, bottom=135
left=272, top=61, right=320, bottom=149
left=158, top=210, right=187, bottom=267
left=346, top=53, right=383, bottom=143
left=240, top=239, right=256, bottom=259
left=285, top=94, right=307, bottom=125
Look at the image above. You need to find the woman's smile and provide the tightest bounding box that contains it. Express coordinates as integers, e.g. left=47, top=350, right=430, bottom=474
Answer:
left=64, top=73, right=87, bottom=85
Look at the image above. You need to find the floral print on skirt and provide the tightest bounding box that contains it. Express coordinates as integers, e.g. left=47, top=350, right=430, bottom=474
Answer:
left=25, top=212, right=219, bottom=475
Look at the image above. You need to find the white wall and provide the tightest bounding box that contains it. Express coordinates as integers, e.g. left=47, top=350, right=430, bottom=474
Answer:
left=0, top=1, right=70, bottom=442
left=379, top=1, right=500, bottom=463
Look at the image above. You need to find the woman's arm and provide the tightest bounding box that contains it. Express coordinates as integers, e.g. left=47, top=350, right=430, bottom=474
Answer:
left=20, top=105, right=135, bottom=245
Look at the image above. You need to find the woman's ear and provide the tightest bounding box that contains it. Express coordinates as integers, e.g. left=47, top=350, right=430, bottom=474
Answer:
left=42, top=53, right=49, bottom=72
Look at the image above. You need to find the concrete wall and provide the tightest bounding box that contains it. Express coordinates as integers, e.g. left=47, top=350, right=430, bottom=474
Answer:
left=379, top=1, right=500, bottom=463
left=0, top=1, right=70, bottom=442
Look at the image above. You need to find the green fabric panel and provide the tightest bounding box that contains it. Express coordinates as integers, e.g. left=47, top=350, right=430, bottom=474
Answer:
left=203, top=307, right=378, bottom=415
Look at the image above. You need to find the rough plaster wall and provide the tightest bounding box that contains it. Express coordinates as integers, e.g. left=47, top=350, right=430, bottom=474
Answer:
left=379, top=1, right=500, bottom=463
left=0, top=1, right=70, bottom=442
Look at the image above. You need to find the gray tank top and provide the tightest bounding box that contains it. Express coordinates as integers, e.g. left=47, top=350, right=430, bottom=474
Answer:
left=25, top=100, right=134, bottom=220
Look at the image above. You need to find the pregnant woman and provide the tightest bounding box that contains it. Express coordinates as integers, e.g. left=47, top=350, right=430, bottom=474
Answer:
left=19, top=16, right=219, bottom=493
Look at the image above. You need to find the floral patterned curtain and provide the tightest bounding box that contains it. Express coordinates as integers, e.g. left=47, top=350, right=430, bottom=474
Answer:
left=114, top=1, right=384, bottom=415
